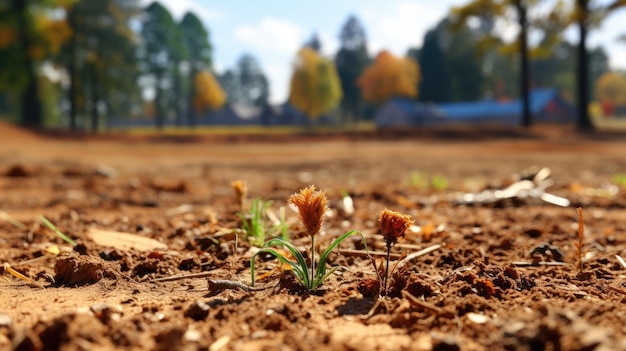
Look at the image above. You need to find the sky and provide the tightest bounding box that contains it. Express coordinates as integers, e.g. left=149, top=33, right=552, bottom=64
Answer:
left=141, top=0, right=626, bottom=104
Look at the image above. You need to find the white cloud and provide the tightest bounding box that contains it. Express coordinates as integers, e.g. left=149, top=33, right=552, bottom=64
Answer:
left=234, top=18, right=304, bottom=55
left=358, top=1, right=449, bottom=57
left=319, top=30, right=339, bottom=57
left=265, top=62, right=292, bottom=104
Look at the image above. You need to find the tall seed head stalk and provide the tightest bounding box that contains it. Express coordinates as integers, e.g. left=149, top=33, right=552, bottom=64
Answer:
left=231, top=180, right=248, bottom=211
left=378, top=209, right=414, bottom=295
left=289, top=185, right=328, bottom=284
left=576, top=207, right=585, bottom=273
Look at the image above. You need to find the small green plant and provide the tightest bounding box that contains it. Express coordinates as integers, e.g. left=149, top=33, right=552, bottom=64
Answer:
left=250, top=185, right=367, bottom=290
left=238, top=198, right=273, bottom=246
left=612, top=174, right=626, bottom=188
left=40, top=215, right=77, bottom=247
left=430, top=175, right=449, bottom=191
left=407, top=171, right=429, bottom=189
left=407, top=171, right=449, bottom=191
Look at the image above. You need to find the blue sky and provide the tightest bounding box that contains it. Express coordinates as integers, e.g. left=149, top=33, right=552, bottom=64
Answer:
left=142, top=0, right=626, bottom=104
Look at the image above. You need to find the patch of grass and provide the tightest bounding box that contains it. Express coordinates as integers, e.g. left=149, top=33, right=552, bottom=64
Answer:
left=250, top=230, right=367, bottom=290
left=251, top=185, right=368, bottom=290
left=237, top=198, right=289, bottom=246
left=238, top=198, right=272, bottom=246
left=407, top=171, right=449, bottom=191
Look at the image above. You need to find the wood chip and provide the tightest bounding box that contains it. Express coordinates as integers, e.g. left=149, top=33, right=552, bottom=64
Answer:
left=466, top=312, right=489, bottom=324
left=86, top=228, right=167, bottom=251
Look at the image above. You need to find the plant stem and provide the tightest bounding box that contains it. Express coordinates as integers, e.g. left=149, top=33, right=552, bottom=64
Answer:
left=384, top=242, right=391, bottom=295
left=310, top=234, right=316, bottom=287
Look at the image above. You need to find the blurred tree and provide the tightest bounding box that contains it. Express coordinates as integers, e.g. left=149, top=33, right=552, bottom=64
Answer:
left=335, top=15, right=369, bottom=125
left=139, top=1, right=186, bottom=128
left=357, top=50, right=419, bottom=104
left=289, top=47, right=342, bottom=119
left=62, top=0, right=141, bottom=131
left=568, top=0, right=626, bottom=129
left=452, top=0, right=538, bottom=127
left=412, top=18, right=485, bottom=102
left=531, top=40, right=608, bottom=103
left=0, top=0, right=73, bottom=127
left=238, top=54, right=269, bottom=106
left=304, top=33, right=322, bottom=52
left=180, top=11, right=211, bottom=126
left=218, top=54, right=269, bottom=107
left=415, top=29, right=450, bottom=103
left=595, top=72, right=626, bottom=113
left=192, top=70, right=225, bottom=113
left=218, top=69, right=238, bottom=101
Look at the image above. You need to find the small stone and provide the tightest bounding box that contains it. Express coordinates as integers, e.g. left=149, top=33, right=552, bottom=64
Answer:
left=184, top=301, right=210, bottom=321
left=0, top=314, right=12, bottom=327
left=466, top=312, right=489, bottom=324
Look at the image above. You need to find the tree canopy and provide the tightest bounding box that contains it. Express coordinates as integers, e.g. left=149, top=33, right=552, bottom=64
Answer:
left=220, top=54, right=269, bottom=107
left=289, top=47, right=342, bottom=119
left=357, top=50, right=420, bottom=104
left=335, top=15, right=369, bottom=124
left=192, top=70, right=226, bottom=113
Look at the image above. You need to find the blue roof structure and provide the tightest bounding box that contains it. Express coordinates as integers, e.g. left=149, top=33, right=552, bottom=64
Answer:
left=437, top=88, right=568, bottom=123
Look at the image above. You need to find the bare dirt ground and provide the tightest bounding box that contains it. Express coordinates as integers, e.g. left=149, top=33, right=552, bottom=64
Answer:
left=2, top=122, right=626, bottom=351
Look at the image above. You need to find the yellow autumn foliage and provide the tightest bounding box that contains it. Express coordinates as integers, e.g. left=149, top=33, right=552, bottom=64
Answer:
left=288, top=47, right=342, bottom=119
left=595, top=71, right=626, bottom=106
left=193, top=70, right=226, bottom=112
left=357, top=50, right=420, bottom=104
left=35, top=16, right=73, bottom=55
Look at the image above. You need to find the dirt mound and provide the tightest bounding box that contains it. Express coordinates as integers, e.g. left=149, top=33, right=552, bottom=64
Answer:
left=0, top=120, right=45, bottom=143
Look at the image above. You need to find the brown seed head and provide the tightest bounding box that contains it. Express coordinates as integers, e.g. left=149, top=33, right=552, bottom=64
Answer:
left=231, top=180, right=247, bottom=204
left=378, top=209, right=414, bottom=246
left=289, top=185, right=328, bottom=237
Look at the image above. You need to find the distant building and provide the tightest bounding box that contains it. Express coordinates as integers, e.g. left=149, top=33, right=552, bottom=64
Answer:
left=374, top=99, right=445, bottom=128
left=375, top=89, right=575, bottom=128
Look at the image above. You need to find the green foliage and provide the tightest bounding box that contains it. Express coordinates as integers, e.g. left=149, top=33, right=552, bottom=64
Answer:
left=238, top=198, right=272, bottom=246
left=60, top=0, right=141, bottom=131
left=612, top=174, right=626, bottom=188
left=335, top=15, right=370, bottom=124
left=140, top=1, right=188, bottom=128
left=289, top=47, right=343, bottom=119
left=237, top=198, right=288, bottom=246
left=250, top=230, right=367, bottom=290
left=219, top=54, right=269, bottom=107
left=411, top=30, right=450, bottom=103
left=180, top=11, right=213, bottom=125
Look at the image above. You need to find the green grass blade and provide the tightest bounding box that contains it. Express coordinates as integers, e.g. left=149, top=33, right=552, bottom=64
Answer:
left=39, top=215, right=77, bottom=247
left=264, top=238, right=310, bottom=288
left=251, top=248, right=305, bottom=286
left=316, top=230, right=368, bottom=286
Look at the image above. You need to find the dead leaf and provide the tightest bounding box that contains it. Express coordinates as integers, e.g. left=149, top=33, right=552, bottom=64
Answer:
left=86, top=228, right=167, bottom=251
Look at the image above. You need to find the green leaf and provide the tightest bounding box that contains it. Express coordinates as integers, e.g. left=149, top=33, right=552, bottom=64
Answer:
left=315, top=230, right=367, bottom=288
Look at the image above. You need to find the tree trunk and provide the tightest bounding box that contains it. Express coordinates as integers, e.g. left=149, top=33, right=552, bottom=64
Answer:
left=576, top=0, right=593, bottom=130
left=14, top=0, right=42, bottom=128
left=89, top=64, right=99, bottom=132
left=154, top=73, right=164, bottom=129
left=67, top=9, right=78, bottom=131
left=187, top=67, right=197, bottom=127
left=516, top=1, right=531, bottom=127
